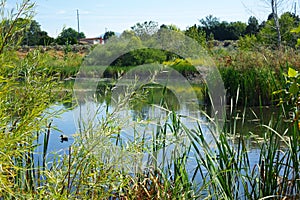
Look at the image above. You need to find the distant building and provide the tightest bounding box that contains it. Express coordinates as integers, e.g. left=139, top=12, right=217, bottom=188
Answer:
left=79, top=37, right=103, bottom=45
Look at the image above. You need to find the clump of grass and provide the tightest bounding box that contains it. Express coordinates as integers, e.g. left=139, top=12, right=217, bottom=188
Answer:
left=215, top=47, right=294, bottom=106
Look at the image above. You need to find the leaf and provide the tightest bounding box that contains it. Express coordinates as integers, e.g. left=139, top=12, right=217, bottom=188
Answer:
left=272, top=89, right=284, bottom=95
left=291, top=26, right=300, bottom=33
left=297, top=39, right=300, bottom=48
left=288, top=68, right=298, bottom=78
left=289, top=82, right=299, bottom=95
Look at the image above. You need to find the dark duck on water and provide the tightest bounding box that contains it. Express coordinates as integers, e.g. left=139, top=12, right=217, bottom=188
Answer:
left=60, top=134, right=68, bottom=142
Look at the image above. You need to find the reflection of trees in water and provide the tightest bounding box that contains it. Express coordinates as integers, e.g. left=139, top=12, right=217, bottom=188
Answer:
left=96, top=82, right=182, bottom=109
left=69, top=82, right=206, bottom=121
left=96, top=82, right=113, bottom=104
left=132, top=106, right=149, bottom=121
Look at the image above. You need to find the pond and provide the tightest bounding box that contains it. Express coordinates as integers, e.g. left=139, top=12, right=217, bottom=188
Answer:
left=35, top=79, right=285, bottom=186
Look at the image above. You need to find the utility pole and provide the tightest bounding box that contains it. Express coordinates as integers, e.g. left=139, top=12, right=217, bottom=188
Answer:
left=77, top=9, right=80, bottom=37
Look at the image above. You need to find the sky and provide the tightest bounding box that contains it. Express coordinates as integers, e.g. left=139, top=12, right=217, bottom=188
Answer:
left=7, top=0, right=298, bottom=38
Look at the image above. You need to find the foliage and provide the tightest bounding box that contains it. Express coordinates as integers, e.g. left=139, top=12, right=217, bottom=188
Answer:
left=199, top=15, right=247, bottom=40
left=112, top=48, right=168, bottom=66
left=185, top=24, right=206, bottom=47
left=291, top=22, right=300, bottom=47
left=55, top=27, right=85, bottom=45
left=160, top=24, right=181, bottom=32
left=103, top=30, right=115, bottom=42
left=120, top=30, right=136, bottom=39
left=163, top=58, right=198, bottom=77
left=0, top=0, right=34, bottom=54
left=274, top=67, right=300, bottom=118
left=21, top=19, right=54, bottom=45
left=245, top=16, right=260, bottom=35
left=226, top=21, right=247, bottom=40
left=131, top=21, right=158, bottom=40
left=0, top=1, right=61, bottom=198
left=1, top=1, right=300, bottom=199
left=84, top=31, right=179, bottom=68
left=237, top=34, right=259, bottom=50
left=258, top=12, right=300, bottom=47
left=214, top=47, right=293, bottom=106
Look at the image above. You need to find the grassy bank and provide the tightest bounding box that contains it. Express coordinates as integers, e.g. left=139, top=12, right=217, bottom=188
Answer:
left=12, top=43, right=300, bottom=107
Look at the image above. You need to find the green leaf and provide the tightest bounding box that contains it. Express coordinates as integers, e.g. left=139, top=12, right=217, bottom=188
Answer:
left=296, top=39, right=300, bottom=47
left=288, top=68, right=298, bottom=78
left=272, top=89, right=284, bottom=95
left=291, top=26, right=300, bottom=33
left=289, top=82, right=299, bottom=95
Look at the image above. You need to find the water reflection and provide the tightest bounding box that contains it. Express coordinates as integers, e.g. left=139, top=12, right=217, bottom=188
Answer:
left=39, top=81, right=286, bottom=184
left=42, top=82, right=207, bottom=157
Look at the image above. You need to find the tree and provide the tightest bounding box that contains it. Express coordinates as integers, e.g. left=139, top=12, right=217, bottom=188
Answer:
left=159, top=24, right=181, bottom=32
left=227, top=21, right=247, bottom=40
left=261, top=0, right=289, bottom=47
left=258, top=12, right=299, bottom=47
left=103, top=31, right=115, bottom=42
left=131, top=21, right=158, bottom=40
left=199, top=15, right=246, bottom=40
left=55, top=27, right=85, bottom=45
left=185, top=24, right=206, bottom=47
left=199, top=15, right=220, bottom=31
left=199, top=15, right=219, bottom=39
left=120, top=30, right=135, bottom=39
left=21, top=20, right=53, bottom=45
left=245, top=16, right=260, bottom=35
left=279, top=12, right=300, bottom=46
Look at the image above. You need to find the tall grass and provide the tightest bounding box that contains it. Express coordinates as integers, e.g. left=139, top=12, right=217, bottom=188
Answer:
left=1, top=58, right=300, bottom=199
left=1, top=43, right=299, bottom=199
left=215, top=46, right=299, bottom=106
left=1, top=1, right=300, bottom=198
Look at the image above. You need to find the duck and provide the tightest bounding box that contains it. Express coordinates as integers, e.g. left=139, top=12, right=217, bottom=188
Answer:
left=60, top=134, right=68, bottom=142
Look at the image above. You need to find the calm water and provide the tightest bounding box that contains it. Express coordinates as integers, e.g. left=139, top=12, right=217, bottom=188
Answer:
left=36, top=82, right=283, bottom=179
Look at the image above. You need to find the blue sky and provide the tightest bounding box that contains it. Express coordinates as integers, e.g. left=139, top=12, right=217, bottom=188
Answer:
left=8, top=0, right=297, bottom=37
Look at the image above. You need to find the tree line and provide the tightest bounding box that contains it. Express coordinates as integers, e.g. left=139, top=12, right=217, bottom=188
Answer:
left=12, top=11, right=300, bottom=49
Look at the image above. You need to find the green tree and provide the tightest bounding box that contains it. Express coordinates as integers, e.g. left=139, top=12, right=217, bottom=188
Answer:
left=55, top=27, right=85, bottom=45
left=279, top=12, right=300, bottom=46
left=120, top=30, right=136, bottom=39
left=159, top=24, right=181, bottom=32
left=103, top=31, right=115, bottom=42
left=185, top=24, right=206, bottom=47
left=212, top=21, right=246, bottom=40
left=131, top=21, right=158, bottom=40
left=199, top=15, right=220, bottom=31
left=260, top=0, right=288, bottom=47
left=227, top=21, right=247, bottom=39
left=245, top=16, right=259, bottom=35
left=291, top=17, right=300, bottom=47
left=199, top=15, right=246, bottom=40
left=258, top=12, right=299, bottom=47
left=21, top=20, right=53, bottom=45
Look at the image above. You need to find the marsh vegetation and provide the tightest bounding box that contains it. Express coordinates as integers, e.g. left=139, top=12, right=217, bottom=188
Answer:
left=0, top=0, right=300, bottom=199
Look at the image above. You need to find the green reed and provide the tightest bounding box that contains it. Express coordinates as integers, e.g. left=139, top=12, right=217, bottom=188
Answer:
left=1, top=1, right=299, bottom=198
